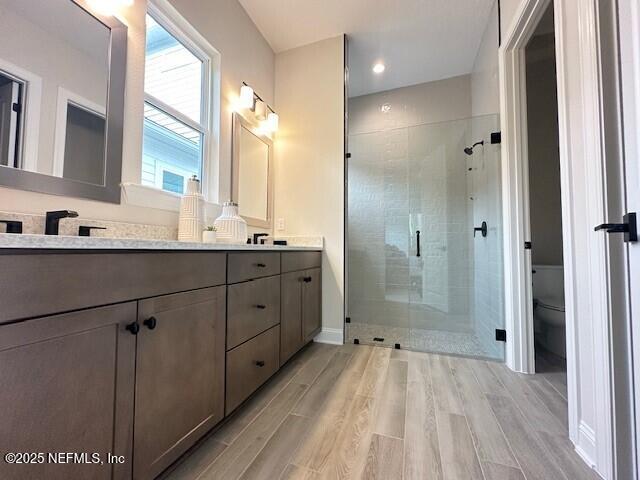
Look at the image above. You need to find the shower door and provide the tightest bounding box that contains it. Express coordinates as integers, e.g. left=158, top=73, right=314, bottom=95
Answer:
left=346, top=128, right=411, bottom=348
left=346, top=114, right=505, bottom=360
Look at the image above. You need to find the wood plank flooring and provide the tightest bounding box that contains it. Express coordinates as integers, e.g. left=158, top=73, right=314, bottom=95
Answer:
left=160, top=343, right=602, bottom=480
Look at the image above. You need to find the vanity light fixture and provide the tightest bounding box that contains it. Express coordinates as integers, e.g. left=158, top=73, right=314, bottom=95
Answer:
left=373, top=62, right=385, bottom=74
left=239, top=82, right=279, bottom=133
left=255, top=100, right=267, bottom=121
left=239, top=85, right=255, bottom=110
left=267, top=112, right=279, bottom=132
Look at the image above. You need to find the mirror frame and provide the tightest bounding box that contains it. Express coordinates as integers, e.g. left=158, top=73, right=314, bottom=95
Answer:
left=231, top=112, right=273, bottom=229
left=0, top=0, right=127, bottom=204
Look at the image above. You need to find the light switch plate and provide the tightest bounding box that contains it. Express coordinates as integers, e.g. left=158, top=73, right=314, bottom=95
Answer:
left=276, top=218, right=285, bottom=231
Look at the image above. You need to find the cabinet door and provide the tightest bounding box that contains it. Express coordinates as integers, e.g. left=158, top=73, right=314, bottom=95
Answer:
left=0, top=303, right=136, bottom=480
left=134, top=287, right=226, bottom=480
left=280, top=271, right=304, bottom=363
left=302, top=268, right=322, bottom=341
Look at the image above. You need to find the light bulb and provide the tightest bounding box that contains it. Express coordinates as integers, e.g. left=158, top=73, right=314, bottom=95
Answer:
left=255, top=100, right=267, bottom=121
left=239, top=85, right=254, bottom=110
left=267, top=112, right=279, bottom=132
left=372, top=63, right=385, bottom=74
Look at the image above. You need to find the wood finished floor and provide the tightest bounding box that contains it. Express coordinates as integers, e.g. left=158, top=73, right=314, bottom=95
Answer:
left=161, top=343, right=601, bottom=480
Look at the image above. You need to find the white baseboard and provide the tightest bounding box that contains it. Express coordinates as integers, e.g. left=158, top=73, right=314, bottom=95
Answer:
left=314, top=327, right=344, bottom=345
left=575, top=421, right=598, bottom=470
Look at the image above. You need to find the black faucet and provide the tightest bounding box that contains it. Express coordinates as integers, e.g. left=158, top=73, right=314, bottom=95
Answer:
left=253, top=233, right=269, bottom=245
left=45, top=210, right=79, bottom=235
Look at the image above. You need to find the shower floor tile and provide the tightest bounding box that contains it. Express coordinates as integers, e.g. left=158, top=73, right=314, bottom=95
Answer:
left=347, top=321, right=490, bottom=358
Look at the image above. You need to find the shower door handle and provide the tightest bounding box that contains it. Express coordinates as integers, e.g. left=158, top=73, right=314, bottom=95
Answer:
left=416, top=230, right=421, bottom=257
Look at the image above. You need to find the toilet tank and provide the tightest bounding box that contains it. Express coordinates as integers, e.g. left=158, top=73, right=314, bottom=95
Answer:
left=532, top=265, right=564, bottom=302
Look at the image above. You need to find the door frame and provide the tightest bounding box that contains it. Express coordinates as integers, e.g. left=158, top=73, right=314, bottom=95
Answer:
left=500, top=0, right=616, bottom=476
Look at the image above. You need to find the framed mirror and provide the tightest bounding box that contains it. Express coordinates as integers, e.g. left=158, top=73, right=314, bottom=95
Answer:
left=0, top=0, right=127, bottom=203
left=231, top=112, right=273, bottom=228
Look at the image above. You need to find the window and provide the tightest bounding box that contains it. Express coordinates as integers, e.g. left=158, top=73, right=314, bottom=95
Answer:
left=142, top=9, right=210, bottom=195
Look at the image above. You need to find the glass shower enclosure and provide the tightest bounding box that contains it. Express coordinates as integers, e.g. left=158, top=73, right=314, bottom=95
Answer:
left=346, top=114, right=505, bottom=360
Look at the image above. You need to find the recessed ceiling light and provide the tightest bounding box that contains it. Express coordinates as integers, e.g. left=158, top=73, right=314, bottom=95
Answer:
left=372, top=63, right=385, bottom=74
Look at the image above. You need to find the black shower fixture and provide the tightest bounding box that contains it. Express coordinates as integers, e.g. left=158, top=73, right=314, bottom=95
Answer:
left=464, top=141, right=484, bottom=156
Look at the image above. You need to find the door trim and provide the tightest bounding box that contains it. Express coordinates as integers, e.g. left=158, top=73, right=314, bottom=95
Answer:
left=500, top=0, right=615, bottom=476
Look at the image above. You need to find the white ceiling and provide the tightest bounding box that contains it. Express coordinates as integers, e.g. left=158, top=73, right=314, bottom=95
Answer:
left=238, top=0, right=497, bottom=97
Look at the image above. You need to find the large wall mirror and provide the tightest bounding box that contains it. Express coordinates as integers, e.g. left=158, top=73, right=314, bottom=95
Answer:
left=0, top=0, right=127, bottom=203
left=231, top=112, right=273, bottom=228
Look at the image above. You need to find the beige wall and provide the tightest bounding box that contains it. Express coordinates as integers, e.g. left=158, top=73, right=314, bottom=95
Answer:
left=471, top=0, right=500, bottom=117
left=348, top=74, right=472, bottom=134
left=526, top=33, right=563, bottom=265
left=274, top=36, right=345, bottom=333
left=0, top=0, right=274, bottom=228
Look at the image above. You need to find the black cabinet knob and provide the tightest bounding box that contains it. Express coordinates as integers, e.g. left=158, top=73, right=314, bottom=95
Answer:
left=143, top=316, right=157, bottom=330
left=126, top=322, right=140, bottom=335
left=255, top=360, right=265, bottom=367
left=255, top=304, right=267, bottom=310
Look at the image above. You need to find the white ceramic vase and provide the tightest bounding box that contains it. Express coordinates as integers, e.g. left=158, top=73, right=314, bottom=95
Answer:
left=213, top=202, right=247, bottom=244
left=178, top=176, right=205, bottom=242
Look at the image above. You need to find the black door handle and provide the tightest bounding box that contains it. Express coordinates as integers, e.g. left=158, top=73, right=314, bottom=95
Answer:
left=255, top=360, right=265, bottom=367
left=474, top=221, right=488, bottom=237
left=595, top=212, right=637, bottom=242
left=126, top=322, right=140, bottom=335
left=143, top=316, right=157, bottom=330
left=416, top=230, right=421, bottom=257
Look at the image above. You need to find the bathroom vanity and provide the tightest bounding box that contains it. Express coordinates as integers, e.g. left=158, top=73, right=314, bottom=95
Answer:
left=0, top=241, right=322, bottom=480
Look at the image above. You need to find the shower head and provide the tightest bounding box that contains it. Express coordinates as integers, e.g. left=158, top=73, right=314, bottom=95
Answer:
left=464, top=141, right=484, bottom=156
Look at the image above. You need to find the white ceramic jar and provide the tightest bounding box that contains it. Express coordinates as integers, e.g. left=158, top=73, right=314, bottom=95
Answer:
left=213, top=202, right=247, bottom=244
left=178, top=176, right=205, bottom=242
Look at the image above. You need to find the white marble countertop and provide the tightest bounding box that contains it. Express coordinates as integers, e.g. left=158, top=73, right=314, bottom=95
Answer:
left=0, top=233, right=322, bottom=251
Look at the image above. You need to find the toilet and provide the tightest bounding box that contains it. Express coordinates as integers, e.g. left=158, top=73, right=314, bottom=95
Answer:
left=532, top=265, right=566, bottom=358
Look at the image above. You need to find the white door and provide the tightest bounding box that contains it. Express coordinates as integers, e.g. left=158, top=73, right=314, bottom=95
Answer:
left=616, top=0, right=640, bottom=477
left=0, top=80, right=20, bottom=168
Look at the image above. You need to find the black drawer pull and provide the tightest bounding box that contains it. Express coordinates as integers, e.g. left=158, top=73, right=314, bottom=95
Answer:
left=126, top=322, right=140, bottom=335
left=255, top=263, right=267, bottom=268
left=255, top=360, right=265, bottom=367
left=143, top=316, right=157, bottom=330
left=303, top=276, right=312, bottom=283
left=255, top=304, right=267, bottom=309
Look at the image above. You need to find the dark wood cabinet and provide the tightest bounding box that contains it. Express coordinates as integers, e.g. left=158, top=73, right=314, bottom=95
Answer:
left=133, top=287, right=226, bottom=480
left=1, top=248, right=320, bottom=480
left=225, top=325, right=280, bottom=414
left=280, top=271, right=305, bottom=363
left=227, top=275, right=281, bottom=349
left=280, top=267, right=322, bottom=364
left=0, top=303, right=136, bottom=480
left=302, top=267, right=322, bottom=341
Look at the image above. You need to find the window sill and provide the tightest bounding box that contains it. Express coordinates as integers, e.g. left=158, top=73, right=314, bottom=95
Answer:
left=122, top=183, right=223, bottom=220
left=122, top=182, right=183, bottom=212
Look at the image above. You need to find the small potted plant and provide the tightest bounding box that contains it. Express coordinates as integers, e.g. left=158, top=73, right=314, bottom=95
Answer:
left=202, top=225, right=217, bottom=244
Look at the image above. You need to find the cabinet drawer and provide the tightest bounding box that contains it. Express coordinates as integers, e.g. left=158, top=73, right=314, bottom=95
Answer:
left=281, top=251, right=321, bottom=273
left=228, top=252, right=281, bottom=283
left=226, top=325, right=280, bottom=414
left=227, top=276, right=281, bottom=350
